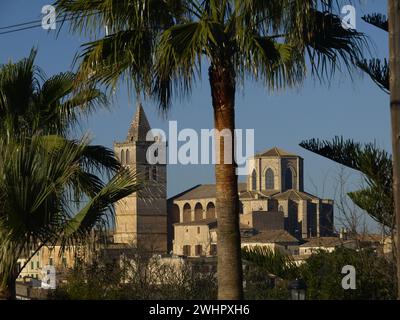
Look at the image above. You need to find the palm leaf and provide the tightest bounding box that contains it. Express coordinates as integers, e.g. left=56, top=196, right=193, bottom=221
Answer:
left=357, top=58, right=390, bottom=93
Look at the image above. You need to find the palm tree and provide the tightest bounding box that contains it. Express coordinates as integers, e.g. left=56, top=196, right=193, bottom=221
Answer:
left=55, top=0, right=367, bottom=299
left=388, top=0, right=400, bottom=299
left=0, top=51, right=141, bottom=299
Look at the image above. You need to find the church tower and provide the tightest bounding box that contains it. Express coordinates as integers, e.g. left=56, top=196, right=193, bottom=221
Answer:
left=113, top=103, right=167, bottom=252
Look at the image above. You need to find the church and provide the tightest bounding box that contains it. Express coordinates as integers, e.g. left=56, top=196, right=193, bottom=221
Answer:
left=112, top=104, right=334, bottom=256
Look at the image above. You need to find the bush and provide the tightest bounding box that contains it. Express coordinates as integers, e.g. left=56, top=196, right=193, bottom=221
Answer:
left=50, top=250, right=217, bottom=300
left=300, top=248, right=396, bottom=300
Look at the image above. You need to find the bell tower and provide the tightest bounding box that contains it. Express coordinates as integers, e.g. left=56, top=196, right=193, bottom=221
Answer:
left=113, top=103, right=167, bottom=252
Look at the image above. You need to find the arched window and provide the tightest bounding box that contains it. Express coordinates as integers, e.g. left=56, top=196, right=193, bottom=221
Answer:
left=120, top=149, right=125, bottom=165
left=278, top=205, right=284, bottom=213
left=206, top=202, right=216, bottom=219
left=125, top=149, right=130, bottom=164
left=251, top=169, right=257, bottom=191
left=194, top=203, right=203, bottom=220
left=285, top=168, right=293, bottom=190
left=183, top=203, right=192, bottom=222
left=265, top=168, right=274, bottom=190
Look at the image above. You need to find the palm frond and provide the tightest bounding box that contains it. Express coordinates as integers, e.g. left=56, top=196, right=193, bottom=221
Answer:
left=237, top=33, right=304, bottom=89
left=302, top=10, right=367, bottom=79
left=61, top=168, right=141, bottom=243
left=357, top=58, right=390, bottom=93
left=242, top=246, right=299, bottom=280
left=153, top=21, right=210, bottom=110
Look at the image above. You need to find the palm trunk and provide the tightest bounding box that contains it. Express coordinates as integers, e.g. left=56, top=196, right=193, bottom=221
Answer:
left=209, top=64, right=243, bottom=300
left=389, top=0, right=400, bottom=300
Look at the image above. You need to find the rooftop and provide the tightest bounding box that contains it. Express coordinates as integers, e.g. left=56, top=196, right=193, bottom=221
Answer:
left=254, top=147, right=300, bottom=158
left=170, top=183, right=247, bottom=201
left=300, top=237, right=354, bottom=248
left=125, top=103, right=152, bottom=143
left=242, top=230, right=299, bottom=244
left=272, top=189, right=319, bottom=201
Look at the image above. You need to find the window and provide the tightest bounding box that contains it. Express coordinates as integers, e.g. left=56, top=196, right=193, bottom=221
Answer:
left=197, top=227, right=200, bottom=234
left=195, top=245, right=203, bottom=256
left=183, top=245, right=191, bottom=256
left=62, top=257, right=67, bottom=268
left=210, top=244, right=217, bottom=256
left=31, top=261, right=34, bottom=270
left=120, top=149, right=125, bottom=165
left=49, top=258, right=53, bottom=266
left=251, top=169, right=257, bottom=190
left=265, top=168, right=274, bottom=190
left=285, top=168, right=293, bottom=190
left=36, top=261, right=40, bottom=269
left=125, top=149, right=130, bottom=164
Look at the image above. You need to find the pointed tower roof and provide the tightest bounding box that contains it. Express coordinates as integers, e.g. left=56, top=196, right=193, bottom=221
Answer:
left=126, top=103, right=152, bottom=142
left=255, top=147, right=301, bottom=158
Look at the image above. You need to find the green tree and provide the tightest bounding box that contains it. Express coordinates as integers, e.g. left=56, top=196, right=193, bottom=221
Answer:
left=242, top=246, right=299, bottom=300
left=0, top=51, right=140, bottom=299
left=355, top=6, right=400, bottom=298
left=300, top=248, right=396, bottom=300
left=301, top=6, right=400, bottom=295
left=300, top=137, right=393, bottom=229
left=242, top=246, right=299, bottom=280
left=55, top=0, right=367, bottom=299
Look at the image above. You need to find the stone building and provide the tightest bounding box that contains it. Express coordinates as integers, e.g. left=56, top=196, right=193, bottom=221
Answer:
left=113, top=103, right=167, bottom=252
left=168, top=147, right=334, bottom=255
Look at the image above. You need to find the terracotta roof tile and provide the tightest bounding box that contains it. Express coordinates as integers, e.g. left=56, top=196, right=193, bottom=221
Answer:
left=172, top=183, right=247, bottom=201
left=255, top=147, right=299, bottom=158
left=241, top=230, right=299, bottom=243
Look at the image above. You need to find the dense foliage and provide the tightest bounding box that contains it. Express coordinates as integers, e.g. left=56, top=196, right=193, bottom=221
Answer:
left=300, top=248, right=396, bottom=300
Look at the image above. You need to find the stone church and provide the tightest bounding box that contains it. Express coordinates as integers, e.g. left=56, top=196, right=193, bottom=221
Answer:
left=112, top=104, right=334, bottom=255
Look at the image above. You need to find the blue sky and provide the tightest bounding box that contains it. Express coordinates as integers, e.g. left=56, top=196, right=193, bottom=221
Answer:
left=0, top=1, right=390, bottom=230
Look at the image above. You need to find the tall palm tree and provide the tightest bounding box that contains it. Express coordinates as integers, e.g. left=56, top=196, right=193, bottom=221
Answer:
left=0, top=52, right=141, bottom=299
left=388, top=0, right=400, bottom=299
left=55, top=0, right=367, bottom=299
